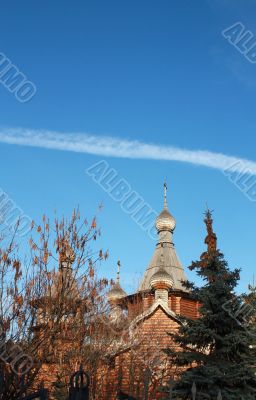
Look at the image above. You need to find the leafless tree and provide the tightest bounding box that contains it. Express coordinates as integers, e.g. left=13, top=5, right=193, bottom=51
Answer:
left=0, top=208, right=115, bottom=399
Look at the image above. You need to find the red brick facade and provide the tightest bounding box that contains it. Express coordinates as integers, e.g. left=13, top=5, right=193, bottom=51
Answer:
left=95, top=290, right=198, bottom=399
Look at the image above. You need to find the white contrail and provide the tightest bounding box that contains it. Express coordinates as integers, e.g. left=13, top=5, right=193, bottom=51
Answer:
left=0, top=127, right=255, bottom=175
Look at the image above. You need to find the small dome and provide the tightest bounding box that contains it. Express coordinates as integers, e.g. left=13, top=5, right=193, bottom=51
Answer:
left=108, top=283, right=127, bottom=301
left=150, top=268, right=174, bottom=289
left=156, top=208, right=176, bottom=233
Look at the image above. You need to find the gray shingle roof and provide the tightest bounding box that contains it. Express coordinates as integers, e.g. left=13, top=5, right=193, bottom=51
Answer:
left=138, top=186, right=188, bottom=293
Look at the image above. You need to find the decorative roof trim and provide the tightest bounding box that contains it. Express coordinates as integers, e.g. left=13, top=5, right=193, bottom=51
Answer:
left=129, top=299, right=181, bottom=334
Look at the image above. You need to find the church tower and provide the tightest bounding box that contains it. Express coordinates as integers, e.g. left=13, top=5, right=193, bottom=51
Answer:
left=108, top=260, right=127, bottom=324
left=139, top=182, right=187, bottom=294
left=101, top=184, right=199, bottom=399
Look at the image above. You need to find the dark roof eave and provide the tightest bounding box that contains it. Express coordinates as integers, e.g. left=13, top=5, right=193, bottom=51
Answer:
left=122, top=288, right=193, bottom=303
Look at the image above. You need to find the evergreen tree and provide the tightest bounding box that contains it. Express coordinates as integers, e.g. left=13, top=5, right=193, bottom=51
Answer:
left=167, top=211, right=256, bottom=399
left=245, top=279, right=256, bottom=373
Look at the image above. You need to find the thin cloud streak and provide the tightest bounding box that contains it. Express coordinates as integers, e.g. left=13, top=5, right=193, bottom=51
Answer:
left=0, top=127, right=255, bottom=175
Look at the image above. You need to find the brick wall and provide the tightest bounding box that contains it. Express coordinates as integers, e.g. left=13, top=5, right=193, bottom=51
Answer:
left=35, top=291, right=198, bottom=399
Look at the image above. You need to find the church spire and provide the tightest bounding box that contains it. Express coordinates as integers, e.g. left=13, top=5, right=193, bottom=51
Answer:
left=108, top=260, right=127, bottom=302
left=139, top=184, right=187, bottom=293
left=107, top=260, right=127, bottom=324
left=155, top=183, right=176, bottom=234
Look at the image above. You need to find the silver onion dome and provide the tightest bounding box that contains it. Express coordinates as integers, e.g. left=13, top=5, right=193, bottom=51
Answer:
left=155, top=182, right=176, bottom=233
left=108, top=260, right=127, bottom=301
left=155, top=209, right=176, bottom=233
left=150, top=247, right=174, bottom=289
left=107, top=282, right=127, bottom=300
left=150, top=268, right=174, bottom=289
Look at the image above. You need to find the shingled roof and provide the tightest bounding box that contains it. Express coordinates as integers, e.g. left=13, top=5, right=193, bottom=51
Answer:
left=138, top=183, right=188, bottom=293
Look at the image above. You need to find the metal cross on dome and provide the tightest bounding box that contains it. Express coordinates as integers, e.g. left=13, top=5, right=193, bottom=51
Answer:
left=117, top=260, right=121, bottom=284
left=164, top=182, right=168, bottom=209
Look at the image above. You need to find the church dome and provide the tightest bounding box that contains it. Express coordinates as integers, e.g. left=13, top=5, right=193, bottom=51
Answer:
left=155, top=182, right=176, bottom=233
left=156, top=209, right=176, bottom=233
left=108, top=282, right=127, bottom=301
left=150, top=268, right=174, bottom=289
left=108, top=261, right=126, bottom=301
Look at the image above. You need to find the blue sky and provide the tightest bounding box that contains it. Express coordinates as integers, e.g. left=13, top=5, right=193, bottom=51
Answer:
left=0, top=0, right=256, bottom=294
